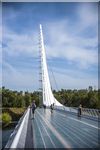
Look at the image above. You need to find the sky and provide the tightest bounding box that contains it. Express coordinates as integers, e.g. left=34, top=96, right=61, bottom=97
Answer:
left=1, top=2, right=98, bottom=91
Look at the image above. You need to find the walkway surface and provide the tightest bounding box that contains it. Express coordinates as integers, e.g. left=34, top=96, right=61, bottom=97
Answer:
left=31, top=108, right=99, bottom=149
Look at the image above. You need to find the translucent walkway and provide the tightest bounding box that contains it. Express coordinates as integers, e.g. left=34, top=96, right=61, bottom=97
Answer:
left=31, top=108, right=99, bottom=149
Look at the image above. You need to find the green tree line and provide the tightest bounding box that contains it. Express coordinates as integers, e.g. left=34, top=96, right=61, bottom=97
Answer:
left=54, top=89, right=100, bottom=109
left=2, top=87, right=39, bottom=108
left=1, top=87, right=100, bottom=109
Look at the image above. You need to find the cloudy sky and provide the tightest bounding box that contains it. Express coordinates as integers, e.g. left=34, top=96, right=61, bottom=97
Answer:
left=2, top=2, right=98, bottom=91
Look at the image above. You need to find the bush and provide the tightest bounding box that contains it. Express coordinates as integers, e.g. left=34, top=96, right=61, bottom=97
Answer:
left=2, top=113, right=12, bottom=125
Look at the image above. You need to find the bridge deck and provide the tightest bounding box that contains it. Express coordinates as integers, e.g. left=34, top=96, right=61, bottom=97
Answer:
left=30, top=108, right=99, bottom=149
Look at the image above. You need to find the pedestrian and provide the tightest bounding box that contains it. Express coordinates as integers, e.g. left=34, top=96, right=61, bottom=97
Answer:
left=78, top=104, right=82, bottom=117
left=50, top=103, right=54, bottom=113
left=50, top=104, right=53, bottom=113
left=43, top=104, right=46, bottom=109
left=43, top=104, right=46, bottom=112
left=31, top=100, right=36, bottom=118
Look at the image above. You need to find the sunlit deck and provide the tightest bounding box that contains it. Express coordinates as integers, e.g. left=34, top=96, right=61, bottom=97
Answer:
left=5, top=107, right=99, bottom=149
left=32, top=108, right=99, bottom=149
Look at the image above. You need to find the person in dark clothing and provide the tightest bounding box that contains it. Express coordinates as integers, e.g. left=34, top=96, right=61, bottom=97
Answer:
left=31, top=100, right=36, bottom=118
left=43, top=104, right=46, bottom=109
left=78, top=104, right=82, bottom=117
left=53, top=103, right=55, bottom=107
left=50, top=104, right=53, bottom=113
left=43, top=104, right=46, bottom=112
left=50, top=103, right=54, bottom=113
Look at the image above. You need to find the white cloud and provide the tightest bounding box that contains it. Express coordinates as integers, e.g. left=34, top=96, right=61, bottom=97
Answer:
left=2, top=60, right=98, bottom=91
left=49, top=65, right=98, bottom=90
left=3, top=26, right=39, bottom=57
left=3, top=61, right=39, bottom=91
left=77, top=3, right=98, bottom=29
left=2, top=3, right=98, bottom=90
left=3, top=2, right=98, bottom=69
left=45, top=3, right=98, bottom=69
left=45, top=21, right=97, bottom=69
left=52, top=71, right=98, bottom=90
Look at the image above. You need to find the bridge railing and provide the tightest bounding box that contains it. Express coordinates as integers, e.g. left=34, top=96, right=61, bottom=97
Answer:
left=81, top=108, right=99, bottom=118
left=54, top=105, right=100, bottom=119
left=5, top=107, right=30, bottom=149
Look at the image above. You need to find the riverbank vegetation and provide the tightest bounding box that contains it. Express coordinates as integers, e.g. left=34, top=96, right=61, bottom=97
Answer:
left=1, top=108, right=25, bottom=128
left=1, top=86, right=39, bottom=127
left=2, top=108, right=26, bottom=121
left=1, top=112, right=12, bottom=127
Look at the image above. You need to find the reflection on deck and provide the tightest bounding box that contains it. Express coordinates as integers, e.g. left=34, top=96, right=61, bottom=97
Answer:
left=5, top=107, right=99, bottom=149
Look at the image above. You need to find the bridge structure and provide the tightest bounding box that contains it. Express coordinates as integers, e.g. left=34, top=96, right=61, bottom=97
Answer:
left=5, top=25, right=100, bottom=149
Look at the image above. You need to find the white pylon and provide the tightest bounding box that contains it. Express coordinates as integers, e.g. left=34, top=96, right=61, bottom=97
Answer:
left=39, top=24, right=62, bottom=107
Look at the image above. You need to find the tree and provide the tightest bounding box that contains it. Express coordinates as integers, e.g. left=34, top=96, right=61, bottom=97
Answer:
left=24, top=93, right=31, bottom=107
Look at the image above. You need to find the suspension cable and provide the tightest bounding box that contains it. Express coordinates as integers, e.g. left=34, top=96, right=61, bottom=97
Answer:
left=48, top=61, right=59, bottom=91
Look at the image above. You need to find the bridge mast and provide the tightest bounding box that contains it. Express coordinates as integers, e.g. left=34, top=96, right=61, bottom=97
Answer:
left=39, top=26, right=43, bottom=107
left=39, top=24, right=62, bottom=107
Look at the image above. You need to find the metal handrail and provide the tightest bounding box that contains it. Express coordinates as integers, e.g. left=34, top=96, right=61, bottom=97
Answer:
left=5, top=107, right=30, bottom=148
left=54, top=105, right=100, bottom=118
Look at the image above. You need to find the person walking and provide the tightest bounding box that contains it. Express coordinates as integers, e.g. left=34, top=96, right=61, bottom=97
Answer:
left=43, top=104, right=46, bottom=112
left=78, top=104, right=82, bottom=117
left=50, top=103, right=54, bottom=113
left=50, top=104, right=53, bottom=113
left=31, top=100, right=36, bottom=118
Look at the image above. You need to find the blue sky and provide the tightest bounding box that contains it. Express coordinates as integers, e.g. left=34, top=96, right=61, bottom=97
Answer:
left=2, top=2, right=98, bottom=91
